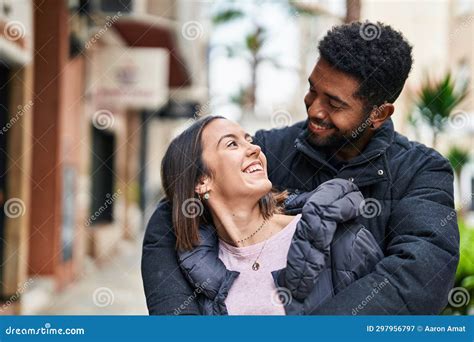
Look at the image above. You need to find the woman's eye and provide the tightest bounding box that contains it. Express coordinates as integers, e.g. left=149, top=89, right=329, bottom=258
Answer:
left=227, top=141, right=237, bottom=147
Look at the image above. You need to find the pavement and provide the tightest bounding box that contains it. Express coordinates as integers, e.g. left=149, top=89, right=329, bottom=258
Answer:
left=39, top=237, right=148, bottom=315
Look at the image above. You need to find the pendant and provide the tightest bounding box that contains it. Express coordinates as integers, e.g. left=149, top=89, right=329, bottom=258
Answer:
left=252, top=261, right=260, bottom=271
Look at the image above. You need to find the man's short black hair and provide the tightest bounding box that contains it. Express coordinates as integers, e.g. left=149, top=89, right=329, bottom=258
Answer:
left=318, top=21, right=413, bottom=113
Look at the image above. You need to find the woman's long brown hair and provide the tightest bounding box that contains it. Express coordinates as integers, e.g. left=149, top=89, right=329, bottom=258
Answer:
left=161, top=116, right=286, bottom=251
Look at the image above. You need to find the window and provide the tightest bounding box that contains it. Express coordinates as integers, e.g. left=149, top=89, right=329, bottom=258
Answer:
left=90, top=126, right=116, bottom=224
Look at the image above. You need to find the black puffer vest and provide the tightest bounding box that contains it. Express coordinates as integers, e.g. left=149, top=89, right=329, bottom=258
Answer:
left=177, top=179, right=384, bottom=315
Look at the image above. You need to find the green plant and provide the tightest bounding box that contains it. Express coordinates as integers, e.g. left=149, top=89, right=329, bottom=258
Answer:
left=448, top=146, right=470, bottom=177
left=414, top=73, right=468, bottom=148
left=212, top=8, right=244, bottom=25
left=456, top=221, right=474, bottom=285
left=444, top=219, right=474, bottom=315
left=447, top=146, right=470, bottom=211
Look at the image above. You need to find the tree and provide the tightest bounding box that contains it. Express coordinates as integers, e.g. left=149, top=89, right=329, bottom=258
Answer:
left=345, top=0, right=361, bottom=23
left=212, top=8, right=276, bottom=115
left=414, top=73, right=468, bottom=148
left=211, top=2, right=311, bottom=117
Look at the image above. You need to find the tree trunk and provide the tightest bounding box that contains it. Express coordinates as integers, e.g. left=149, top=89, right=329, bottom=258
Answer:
left=249, top=54, right=257, bottom=115
left=432, top=131, right=438, bottom=149
left=345, top=0, right=361, bottom=23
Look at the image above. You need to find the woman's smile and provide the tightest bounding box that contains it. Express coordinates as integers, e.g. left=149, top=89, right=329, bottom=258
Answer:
left=242, top=160, right=265, bottom=175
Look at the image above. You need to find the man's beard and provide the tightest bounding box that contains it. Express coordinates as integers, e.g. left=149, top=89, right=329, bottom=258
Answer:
left=307, top=114, right=371, bottom=149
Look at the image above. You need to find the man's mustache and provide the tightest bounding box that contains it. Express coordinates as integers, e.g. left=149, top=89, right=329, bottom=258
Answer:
left=309, top=117, right=337, bottom=130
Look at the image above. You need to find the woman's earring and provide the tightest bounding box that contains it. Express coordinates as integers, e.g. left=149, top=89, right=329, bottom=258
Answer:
left=203, top=192, right=210, bottom=200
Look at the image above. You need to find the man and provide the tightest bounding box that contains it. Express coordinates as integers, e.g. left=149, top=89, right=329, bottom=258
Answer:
left=142, top=21, right=459, bottom=315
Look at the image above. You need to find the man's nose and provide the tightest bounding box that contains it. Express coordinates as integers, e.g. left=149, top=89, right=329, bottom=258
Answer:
left=308, top=99, right=329, bottom=120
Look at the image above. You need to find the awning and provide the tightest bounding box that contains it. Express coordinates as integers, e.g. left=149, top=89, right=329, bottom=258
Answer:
left=113, top=19, right=191, bottom=88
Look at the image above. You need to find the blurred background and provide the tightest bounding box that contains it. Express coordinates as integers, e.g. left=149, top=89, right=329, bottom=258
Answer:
left=0, top=0, right=473, bottom=315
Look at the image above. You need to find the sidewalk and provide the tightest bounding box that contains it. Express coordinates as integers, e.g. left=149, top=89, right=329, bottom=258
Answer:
left=39, top=238, right=147, bottom=315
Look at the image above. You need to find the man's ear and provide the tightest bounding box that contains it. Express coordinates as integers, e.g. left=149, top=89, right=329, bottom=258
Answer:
left=370, top=102, right=394, bottom=129
left=194, top=175, right=211, bottom=195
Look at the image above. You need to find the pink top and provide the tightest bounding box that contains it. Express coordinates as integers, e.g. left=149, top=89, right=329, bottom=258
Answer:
left=218, top=214, right=301, bottom=315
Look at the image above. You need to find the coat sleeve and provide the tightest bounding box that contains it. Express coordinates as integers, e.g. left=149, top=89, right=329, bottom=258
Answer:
left=310, top=155, right=460, bottom=315
left=280, top=179, right=363, bottom=301
left=141, top=199, right=201, bottom=315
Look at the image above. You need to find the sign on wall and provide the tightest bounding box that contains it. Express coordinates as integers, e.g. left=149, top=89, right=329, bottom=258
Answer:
left=91, top=47, right=169, bottom=110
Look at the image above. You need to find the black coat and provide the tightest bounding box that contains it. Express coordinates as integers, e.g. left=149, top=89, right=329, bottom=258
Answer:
left=142, top=119, right=459, bottom=315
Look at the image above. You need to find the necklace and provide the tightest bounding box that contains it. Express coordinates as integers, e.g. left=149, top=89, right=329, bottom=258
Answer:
left=251, top=235, right=271, bottom=271
left=219, top=219, right=269, bottom=271
left=220, top=219, right=268, bottom=246
left=236, top=219, right=267, bottom=245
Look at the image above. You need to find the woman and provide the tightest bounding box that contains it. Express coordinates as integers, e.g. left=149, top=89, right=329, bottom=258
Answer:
left=161, top=115, right=383, bottom=315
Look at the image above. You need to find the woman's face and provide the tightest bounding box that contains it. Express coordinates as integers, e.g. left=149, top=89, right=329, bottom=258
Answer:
left=198, top=118, right=272, bottom=202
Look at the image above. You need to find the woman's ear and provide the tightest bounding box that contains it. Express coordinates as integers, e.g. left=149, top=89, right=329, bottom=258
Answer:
left=194, top=176, right=211, bottom=195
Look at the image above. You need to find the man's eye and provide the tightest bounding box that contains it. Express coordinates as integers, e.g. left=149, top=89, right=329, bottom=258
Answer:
left=227, top=141, right=237, bottom=147
left=328, top=100, right=343, bottom=109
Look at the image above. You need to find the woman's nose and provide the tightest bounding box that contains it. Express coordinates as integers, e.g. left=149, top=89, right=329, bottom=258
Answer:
left=247, top=143, right=261, bottom=156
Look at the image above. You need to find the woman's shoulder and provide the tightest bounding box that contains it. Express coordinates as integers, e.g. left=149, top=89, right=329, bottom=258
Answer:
left=271, top=214, right=300, bottom=232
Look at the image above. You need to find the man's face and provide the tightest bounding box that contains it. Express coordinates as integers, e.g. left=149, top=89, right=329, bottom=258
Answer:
left=304, top=58, right=370, bottom=150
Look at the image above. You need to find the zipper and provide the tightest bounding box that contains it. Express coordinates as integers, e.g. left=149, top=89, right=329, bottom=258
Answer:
left=295, top=139, right=338, bottom=174
left=339, top=152, right=383, bottom=172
